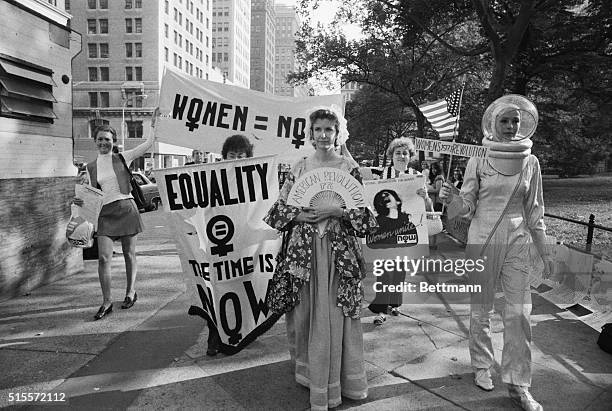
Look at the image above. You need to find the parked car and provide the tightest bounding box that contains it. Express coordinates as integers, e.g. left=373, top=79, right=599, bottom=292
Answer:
left=132, top=171, right=161, bottom=211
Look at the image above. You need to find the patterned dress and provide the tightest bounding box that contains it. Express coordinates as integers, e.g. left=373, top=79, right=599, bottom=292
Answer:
left=264, top=155, right=378, bottom=410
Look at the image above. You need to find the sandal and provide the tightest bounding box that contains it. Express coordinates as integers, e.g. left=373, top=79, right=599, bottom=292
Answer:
left=373, top=314, right=386, bottom=325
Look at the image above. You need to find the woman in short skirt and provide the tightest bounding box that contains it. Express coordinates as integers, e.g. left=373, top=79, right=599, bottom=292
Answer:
left=74, top=114, right=157, bottom=320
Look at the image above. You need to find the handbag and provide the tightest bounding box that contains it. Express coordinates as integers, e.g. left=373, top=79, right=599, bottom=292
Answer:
left=597, top=323, right=612, bottom=354
left=118, top=154, right=146, bottom=209
left=426, top=211, right=444, bottom=236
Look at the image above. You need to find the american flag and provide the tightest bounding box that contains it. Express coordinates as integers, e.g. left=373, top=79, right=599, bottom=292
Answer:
left=418, top=89, right=462, bottom=140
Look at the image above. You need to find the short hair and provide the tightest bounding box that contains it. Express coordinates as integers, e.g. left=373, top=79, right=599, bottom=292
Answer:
left=221, top=134, right=254, bottom=159
left=92, top=124, right=117, bottom=143
left=192, top=149, right=203, bottom=156
left=373, top=189, right=403, bottom=216
left=428, top=162, right=444, bottom=185
left=386, top=137, right=415, bottom=160
left=308, top=109, right=340, bottom=147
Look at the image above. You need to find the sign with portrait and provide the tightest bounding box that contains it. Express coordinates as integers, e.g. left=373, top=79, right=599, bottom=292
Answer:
left=154, top=155, right=281, bottom=354
left=156, top=68, right=343, bottom=162
left=362, top=175, right=429, bottom=262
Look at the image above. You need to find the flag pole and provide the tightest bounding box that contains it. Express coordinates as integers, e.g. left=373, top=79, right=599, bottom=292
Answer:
left=441, top=75, right=466, bottom=215
left=446, top=75, right=467, bottom=182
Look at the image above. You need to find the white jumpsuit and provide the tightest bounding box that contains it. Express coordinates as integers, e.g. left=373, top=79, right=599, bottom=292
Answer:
left=448, top=154, right=546, bottom=387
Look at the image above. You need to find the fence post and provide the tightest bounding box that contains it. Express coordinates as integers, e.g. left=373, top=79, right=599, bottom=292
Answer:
left=586, top=214, right=595, bottom=253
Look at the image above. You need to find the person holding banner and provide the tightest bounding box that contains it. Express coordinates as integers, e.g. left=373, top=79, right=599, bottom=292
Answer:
left=368, top=137, right=431, bottom=325
left=264, top=107, right=378, bottom=410
left=73, top=113, right=158, bottom=320
left=202, top=133, right=256, bottom=357
left=440, top=95, right=553, bottom=411
left=221, top=134, right=254, bottom=160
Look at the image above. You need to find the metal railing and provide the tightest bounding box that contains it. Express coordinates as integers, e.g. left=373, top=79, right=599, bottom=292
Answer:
left=544, top=213, right=612, bottom=253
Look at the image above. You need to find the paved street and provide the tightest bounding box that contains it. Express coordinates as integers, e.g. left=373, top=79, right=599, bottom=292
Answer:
left=1, top=210, right=611, bottom=410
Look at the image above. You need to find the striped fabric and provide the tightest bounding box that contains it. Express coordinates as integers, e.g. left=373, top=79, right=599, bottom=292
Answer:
left=418, top=89, right=462, bottom=140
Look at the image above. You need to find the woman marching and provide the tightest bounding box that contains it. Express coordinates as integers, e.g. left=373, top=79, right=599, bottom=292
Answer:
left=264, top=107, right=378, bottom=410
left=74, top=112, right=158, bottom=320
left=440, top=95, right=554, bottom=411
left=368, top=137, right=432, bottom=325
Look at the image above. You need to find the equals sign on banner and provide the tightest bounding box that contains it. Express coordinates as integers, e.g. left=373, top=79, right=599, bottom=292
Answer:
left=254, top=115, right=268, bottom=130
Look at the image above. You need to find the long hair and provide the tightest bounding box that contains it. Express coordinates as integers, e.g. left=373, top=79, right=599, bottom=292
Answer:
left=373, top=189, right=402, bottom=216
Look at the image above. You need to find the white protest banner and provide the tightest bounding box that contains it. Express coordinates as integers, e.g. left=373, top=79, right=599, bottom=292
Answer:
left=415, top=137, right=489, bottom=158
left=154, top=155, right=281, bottom=354
left=362, top=175, right=429, bottom=262
left=156, top=68, right=343, bottom=162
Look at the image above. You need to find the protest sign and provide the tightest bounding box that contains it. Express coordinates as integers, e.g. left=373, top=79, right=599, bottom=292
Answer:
left=286, top=167, right=365, bottom=235
left=362, top=175, right=429, bottom=262
left=415, top=137, right=489, bottom=158
left=156, top=68, right=343, bottom=162
left=154, top=155, right=281, bottom=354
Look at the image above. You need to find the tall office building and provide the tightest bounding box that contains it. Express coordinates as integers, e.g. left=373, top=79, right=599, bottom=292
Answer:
left=274, top=4, right=306, bottom=97
left=211, top=0, right=251, bottom=88
left=250, top=0, right=275, bottom=93
left=69, top=0, right=213, bottom=168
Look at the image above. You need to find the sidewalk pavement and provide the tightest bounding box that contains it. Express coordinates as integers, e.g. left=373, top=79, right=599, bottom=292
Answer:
left=1, top=212, right=611, bottom=410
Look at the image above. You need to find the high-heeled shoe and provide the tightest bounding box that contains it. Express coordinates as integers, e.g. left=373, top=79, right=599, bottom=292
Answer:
left=121, top=292, right=137, bottom=309
left=94, top=304, right=113, bottom=320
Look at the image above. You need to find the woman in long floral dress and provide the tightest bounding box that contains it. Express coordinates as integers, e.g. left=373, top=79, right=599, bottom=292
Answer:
left=264, top=107, right=378, bottom=410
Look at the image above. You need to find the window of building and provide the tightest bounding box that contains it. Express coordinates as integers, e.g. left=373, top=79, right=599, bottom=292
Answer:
left=135, top=43, right=142, bottom=57
left=206, top=54, right=209, bottom=64
left=125, top=43, right=133, bottom=57
left=165, top=1, right=169, bottom=14
left=65, top=0, right=70, bottom=10
left=135, top=0, right=141, bottom=8
left=206, top=36, right=209, bottom=47
left=178, top=56, right=182, bottom=69
left=206, top=18, right=209, bottom=29
left=88, top=0, right=96, bottom=9
left=126, top=18, right=133, bottom=33
left=99, top=43, right=109, bottom=58
left=99, top=0, right=107, bottom=8
left=224, top=52, right=228, bottom=62
left=165, top=47, right=169, bottom=62
left=135, top=67, right=142, bottom=81
left=100, top=67, right=109, bottom=81
left=174, top=8, right=178, bottom=21
left=89, top=92, right=98, bottom=107
left=126, top=121, right=143, bottom=138
left=212, top=54, right=215, bottom=62
left=135, top=19, right=142, bottom=33
left=173, top=53, right=177, bottom=66
left=164, top=24, right=168, bottom=38
left=125, top=0, right=132, bottom=9
left=0, top=56, right=57, bottom=123
left=87, top=19, right=96, bottom=34
left=179, top=12, right=182, bottom=25
left=186, top=18, right=189, bottom=31
left=99, top=19, right=108, bottom=34
left=100, top=92, right=109, bottom=107
left=179, top=34, right=182, bottom=47
left=125, top=67, right=133, bottom=81
left=88, top=67, right=98, bottom=81
left=88, top=43, right=97, bottom=58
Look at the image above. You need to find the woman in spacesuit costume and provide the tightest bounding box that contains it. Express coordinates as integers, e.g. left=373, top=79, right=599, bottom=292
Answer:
left=440, top=95, right=554, bottom=411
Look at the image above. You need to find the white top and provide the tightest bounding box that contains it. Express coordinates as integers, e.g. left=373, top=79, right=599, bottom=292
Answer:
left=89, top=125, right=155, bottom=205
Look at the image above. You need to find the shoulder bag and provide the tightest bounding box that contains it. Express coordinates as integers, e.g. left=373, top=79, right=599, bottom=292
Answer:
left=118, top=154, right=146, bottom=209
